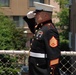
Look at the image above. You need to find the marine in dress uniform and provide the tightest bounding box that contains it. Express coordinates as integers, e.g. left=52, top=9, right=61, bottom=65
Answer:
left=23, top=2, right=61, bottom=75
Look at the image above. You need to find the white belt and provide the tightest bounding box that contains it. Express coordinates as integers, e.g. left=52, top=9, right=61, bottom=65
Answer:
left=30, top=52, right=47, bottom=58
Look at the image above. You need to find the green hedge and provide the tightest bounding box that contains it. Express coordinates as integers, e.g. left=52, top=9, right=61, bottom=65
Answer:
left=59, top=36, right=70, bottom=51
left=0, top=67, right=19, bottom=75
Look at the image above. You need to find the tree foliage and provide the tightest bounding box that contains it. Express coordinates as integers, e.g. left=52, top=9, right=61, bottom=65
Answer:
left=55, top=0, right=69, bottom=9
left=12, top=28, right=27, bottom=50
left=54, top=0, right=70, bottom=51
left=0, top=14, right=15, bottom=49
left=57, top=8, right=69, bottom=39
left=0, top=13, right=27, bottom=50
left=0, top=12, right=27, bottom=74
left=54, top=0, right=69, bottom=39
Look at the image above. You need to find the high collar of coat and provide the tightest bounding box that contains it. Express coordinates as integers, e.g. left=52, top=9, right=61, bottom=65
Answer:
left=35, top=19, right=52, bottom=29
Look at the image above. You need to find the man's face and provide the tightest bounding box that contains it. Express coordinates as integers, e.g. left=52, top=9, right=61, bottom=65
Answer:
left=35, top=12, right=41, bottom=24
left=35, top=11, right=52, bottom=24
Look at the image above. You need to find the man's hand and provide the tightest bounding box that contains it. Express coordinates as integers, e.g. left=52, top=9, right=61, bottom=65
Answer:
left=27, top=11, right=36, bottom=19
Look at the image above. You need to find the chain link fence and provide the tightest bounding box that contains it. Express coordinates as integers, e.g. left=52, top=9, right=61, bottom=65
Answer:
left=0, top=50, right=29, bottom=75
left=60, top=51, right=76, bottom=75
left=0, top=50, right=76, bottom=75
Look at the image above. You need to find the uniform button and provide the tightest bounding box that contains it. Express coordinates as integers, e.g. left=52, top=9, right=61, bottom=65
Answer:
left=48, top=23, right=50, bottom=26
left=35, top=25, right=38, bottom=28
left=30, top=43, right=32, bottom=46
left=37, top=63, right=39, bottom=66
left=41, top=23, right=43, bottom=26
left=36, top=38, right=38, bottom=40
left=39, top=28, right=41, bottom=29
left=51, top=68, right=53, bottom=70
left=35, top=30, right=37, bottom=32
left=32, top=39, right=34, bottom=41
left=50, top=72, right=52, bottom=74
left=34, top=34, right=35, bottom=36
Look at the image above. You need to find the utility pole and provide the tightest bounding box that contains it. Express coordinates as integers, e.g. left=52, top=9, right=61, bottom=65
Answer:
left=69, top=0, right=72, bottom=32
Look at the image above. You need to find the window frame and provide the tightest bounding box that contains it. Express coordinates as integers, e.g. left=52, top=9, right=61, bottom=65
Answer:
left=12, top=16, right=25, bottom=27
left=0, top=0, right=10, bottom=7
left=29, top=0, right=44, bottom=7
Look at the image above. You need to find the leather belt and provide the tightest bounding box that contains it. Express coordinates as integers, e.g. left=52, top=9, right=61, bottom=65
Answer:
left=30, top=52, right=47, bottom=58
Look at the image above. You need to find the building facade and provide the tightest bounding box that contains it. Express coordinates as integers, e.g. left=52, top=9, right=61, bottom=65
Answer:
left=50, top=0, right=60, bottom=23
left=0, top=0, right=50, bottom=28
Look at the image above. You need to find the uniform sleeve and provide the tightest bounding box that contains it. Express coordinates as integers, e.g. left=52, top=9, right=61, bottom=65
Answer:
left=44, top=29, right=61, bottom=66
left=23, top=16, right=36, bottom=34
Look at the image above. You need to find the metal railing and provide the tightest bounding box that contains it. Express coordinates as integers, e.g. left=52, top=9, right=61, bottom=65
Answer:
left=0, top=50, right=76, bottom=55
left=0, top=50, right=76, bottom=75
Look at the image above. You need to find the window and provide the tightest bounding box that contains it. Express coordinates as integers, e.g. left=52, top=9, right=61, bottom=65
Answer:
left=29, top=0, right=44, bottom=7
left=13, top=16, right=25, bottom=27
left=69, top=32, right=72, bottom=48
left=69, top=0, right=72, bottom=5
left=13, top=16, right=19, bottom=27
left=0, top=0, right=10, bottom=7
